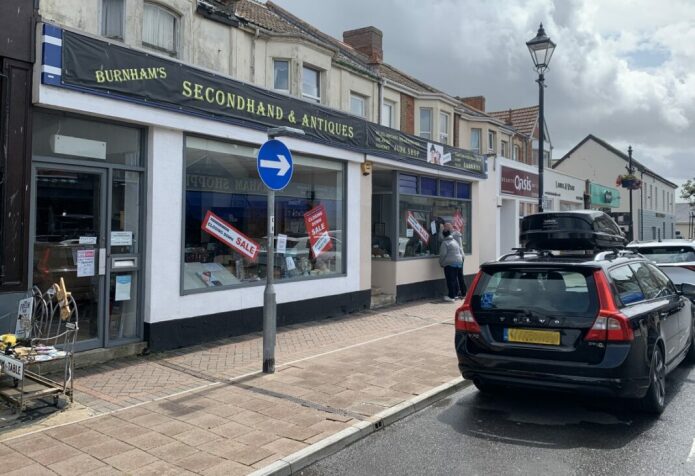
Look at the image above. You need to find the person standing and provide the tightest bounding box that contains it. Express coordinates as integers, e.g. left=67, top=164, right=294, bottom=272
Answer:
left=443, top=223, right=466, bottom=299
left=439, top=228, right=464, bottom=302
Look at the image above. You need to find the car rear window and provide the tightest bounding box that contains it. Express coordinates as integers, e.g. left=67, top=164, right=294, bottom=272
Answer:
left=472, top=268, right=598, bottom=317
left=633, top=246, right=695, bottom=263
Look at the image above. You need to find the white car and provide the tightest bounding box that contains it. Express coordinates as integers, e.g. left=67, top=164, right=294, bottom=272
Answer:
left=627, top=240, right=695, bottom=286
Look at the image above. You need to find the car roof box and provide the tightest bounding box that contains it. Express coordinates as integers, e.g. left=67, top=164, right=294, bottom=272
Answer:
left=520, top=211, right=627, bottom=251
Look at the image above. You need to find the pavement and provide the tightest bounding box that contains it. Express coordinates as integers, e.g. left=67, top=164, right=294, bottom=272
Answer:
left=0, top=299, right=464, bottom=475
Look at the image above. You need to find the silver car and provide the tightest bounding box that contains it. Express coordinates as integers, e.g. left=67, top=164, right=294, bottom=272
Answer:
left=627, top=240, right=695, bottom=286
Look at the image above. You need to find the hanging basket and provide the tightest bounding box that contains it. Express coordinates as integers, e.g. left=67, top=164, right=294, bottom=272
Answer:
left=616, top=175, right=641, bottom=190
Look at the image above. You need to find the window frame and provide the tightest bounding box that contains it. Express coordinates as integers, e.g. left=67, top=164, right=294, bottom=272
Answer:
left=350, top=92, right=367, bottom=118
left=382, top=100, right=395, bottom=128
left=180, top=134, right=348, bottom=295
left=501, top=140, right=509, bottom=158
left=142, top=2, right=180, bottom=57
left=419, top=108, right=433, bottom=140
left=272, top=59, right=290, bottom=93
left=439, top=111, right=450, bottom=144
left=470, top=128, right=482, bottom=154
left=488, top=130, right=497, bottom=153
left=101, top=0, right=125, bottom=41
left=301, top=65, right=321, bottom=103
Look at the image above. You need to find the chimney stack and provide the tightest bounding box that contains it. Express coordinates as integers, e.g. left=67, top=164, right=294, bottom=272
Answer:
left=460, top=96, right=486, bottom=112
left=343, top=26, right=383, bottom=64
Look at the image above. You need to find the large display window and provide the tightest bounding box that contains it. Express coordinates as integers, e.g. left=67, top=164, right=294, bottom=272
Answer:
left=370, top=170, right=472, bottom=261
left=183, top=136, right=345, bottom=292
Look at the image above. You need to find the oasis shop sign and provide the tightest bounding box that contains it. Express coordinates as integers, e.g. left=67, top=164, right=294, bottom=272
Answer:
left=500, top=166, right=539, bottom=198
left=47, top=26, right=485, bottom=178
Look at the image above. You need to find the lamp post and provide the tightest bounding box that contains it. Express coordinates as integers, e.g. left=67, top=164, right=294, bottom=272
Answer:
left=526, top=23, right=556, bottom=212
left=627, top=145, right=634, bottom=242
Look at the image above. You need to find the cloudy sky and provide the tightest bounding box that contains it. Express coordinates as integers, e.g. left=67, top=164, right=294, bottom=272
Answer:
left=272, top=0, right=695, bottom=200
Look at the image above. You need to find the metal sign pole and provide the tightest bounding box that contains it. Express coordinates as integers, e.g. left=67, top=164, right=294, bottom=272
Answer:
left=263, top=189, right=276, bottom=373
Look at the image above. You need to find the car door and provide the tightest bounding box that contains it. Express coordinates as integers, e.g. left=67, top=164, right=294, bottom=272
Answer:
left=646, top=262, right=690, bottom=354
left=630, top=262, right=681, bottom=363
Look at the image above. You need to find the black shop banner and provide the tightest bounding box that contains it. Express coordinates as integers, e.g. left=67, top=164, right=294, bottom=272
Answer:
left=366, top=123, right=485, bottom=175
left=60, top=29, right=485, bottom=177
left=62, top=31, right=364, bottom=148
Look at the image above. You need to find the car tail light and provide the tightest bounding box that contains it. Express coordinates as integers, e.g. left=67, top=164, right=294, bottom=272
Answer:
left=455, top=271, right=483, bottom=334
left=585, top=270, right=634, bottom=342
left=681, top=265, right=695, bottom=272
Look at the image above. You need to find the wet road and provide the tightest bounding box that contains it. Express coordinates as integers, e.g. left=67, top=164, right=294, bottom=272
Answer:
left=301, top=363, right=695, bottom=475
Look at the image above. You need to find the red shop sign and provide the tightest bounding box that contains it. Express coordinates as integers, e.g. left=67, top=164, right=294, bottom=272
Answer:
left=500, top=166, right=539, bottom=198
left=303, top=205, right=333, bottom=258
left=201, top=210, right=259, bottom=260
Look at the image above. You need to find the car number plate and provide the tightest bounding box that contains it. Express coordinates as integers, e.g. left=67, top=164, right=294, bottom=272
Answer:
left=504, top=328, right=560, bottom=345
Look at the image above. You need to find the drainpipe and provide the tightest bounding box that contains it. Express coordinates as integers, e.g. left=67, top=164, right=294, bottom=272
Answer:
left=377, top=78, right=384, bottom=126
left=639, top=169, right=644, bottom=240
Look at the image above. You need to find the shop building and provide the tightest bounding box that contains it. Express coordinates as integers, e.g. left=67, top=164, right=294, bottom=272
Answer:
left=28, top=0, right=487, bottom=351
left=554, top=134, right=677, bottom=241
left=0, top=1, right=37, bottom=330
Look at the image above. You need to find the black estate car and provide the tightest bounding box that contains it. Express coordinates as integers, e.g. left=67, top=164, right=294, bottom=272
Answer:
left=455, top=211, right=695, bottom=413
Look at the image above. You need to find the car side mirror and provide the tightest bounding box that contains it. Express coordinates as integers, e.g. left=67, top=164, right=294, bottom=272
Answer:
left=680, top=283, right=695, bottom=300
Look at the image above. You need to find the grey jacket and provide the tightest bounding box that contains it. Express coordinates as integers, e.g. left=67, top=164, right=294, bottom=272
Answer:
left=439, top=236, right=463, bottom=267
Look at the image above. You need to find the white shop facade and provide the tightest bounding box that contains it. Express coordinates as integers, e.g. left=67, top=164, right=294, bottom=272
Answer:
left=32, top=24, right=486, bottom=351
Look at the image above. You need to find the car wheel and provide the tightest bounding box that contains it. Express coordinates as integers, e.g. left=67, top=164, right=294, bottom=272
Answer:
left=685, top=318, right=695, bottom=364
left=638, top=346, right=666, bottom=414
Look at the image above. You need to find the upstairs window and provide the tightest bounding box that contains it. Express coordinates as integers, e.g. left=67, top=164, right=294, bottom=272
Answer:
left=513, top=144, right=521, bottom=161
left=350, top=93, right=367, bottom=117
left=470, top=128, right=482, bottom=154
left=382, top=100, right=394, bottom=127
left=302, top=66, right=321, bottom=103
left=102, top=0, right=124, bottom=40
left=419, top=108, right=433, bottom=140
left=273, top=59, right=289, bottom=93
left=143, top=2, right=178, bottom=57
left=501, top=140, right=509, bottom=158
left=488, top=130, right=497, bottom=153
left=439, top=112, right=450, bottom=144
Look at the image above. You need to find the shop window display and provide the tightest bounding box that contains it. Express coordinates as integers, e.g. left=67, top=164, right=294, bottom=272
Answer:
left=398, top=196, right=471, bottom=257
left=183, top=136, right=345, bottom=292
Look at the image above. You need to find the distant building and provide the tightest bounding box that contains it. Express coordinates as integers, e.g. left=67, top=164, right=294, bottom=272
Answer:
left=675, top=203, right=695, bottom=239
left=554, top=135, right=677, bottom=241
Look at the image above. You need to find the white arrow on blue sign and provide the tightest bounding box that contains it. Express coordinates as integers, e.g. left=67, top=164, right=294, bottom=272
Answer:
left=257, top=139, right=294, bottom=191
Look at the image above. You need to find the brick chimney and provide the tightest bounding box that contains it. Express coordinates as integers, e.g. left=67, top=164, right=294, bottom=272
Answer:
left=460, top=96, right=486, bottom=112
left=343, top=26, right=383, bottom=64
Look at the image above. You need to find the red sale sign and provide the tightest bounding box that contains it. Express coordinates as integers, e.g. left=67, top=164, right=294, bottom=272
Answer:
left=201, top=211, right=259, bottom=261
left=303, top=205, right=333, bottom=258
left=407, top=211, right=430, bottom=244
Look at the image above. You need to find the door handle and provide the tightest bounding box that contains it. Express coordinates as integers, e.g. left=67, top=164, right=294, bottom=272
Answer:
left=98, top=248, right=106, bottom=275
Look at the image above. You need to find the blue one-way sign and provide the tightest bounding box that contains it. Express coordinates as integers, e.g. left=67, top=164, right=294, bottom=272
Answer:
left=257, top=139, right=293, bottom=191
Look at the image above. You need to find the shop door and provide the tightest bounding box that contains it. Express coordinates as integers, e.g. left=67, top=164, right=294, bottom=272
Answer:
left=33, top=166, right=107, bottom=351
left=33, top=165, right=143, bottom=350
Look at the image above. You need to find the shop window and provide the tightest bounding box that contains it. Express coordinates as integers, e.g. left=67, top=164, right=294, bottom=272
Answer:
left=439, top=180, right=455, bottom=198
left=399, top=196, right=472, bottom=257
left=183, top=136, right=345, bottom=292
left=32, top=110, right=142, bottom=166
left=419, top=108, right=433, bottom=140
left=471, top=128, right=481, bottom=154
left=302, top=66, right=321, bottom=103
left=273, top=59, right=289, bottom=93
left=102, top=0, right=124, bottom=40
left=399, top=174, right=418, bottom=194
left=350, top=93, right=367, bottom=117
left=420, top=177, right=437, bottom=196
left=382, top=100, right=394, bottom=127
left=143, top=2, right=179, bottom=57
left=456, top=182, right=471, bottom=199
left=439, top=112, right=450, bottom=144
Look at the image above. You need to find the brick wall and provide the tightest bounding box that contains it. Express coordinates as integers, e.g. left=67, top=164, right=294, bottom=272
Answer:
left=400, top=93, right=415, bottom=135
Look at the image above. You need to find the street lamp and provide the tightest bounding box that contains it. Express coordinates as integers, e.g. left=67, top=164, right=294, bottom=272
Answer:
left=526, top=23, right=556, bottom=212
